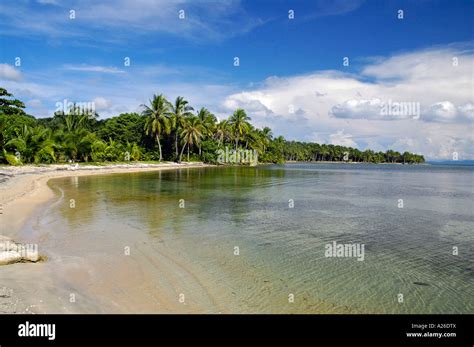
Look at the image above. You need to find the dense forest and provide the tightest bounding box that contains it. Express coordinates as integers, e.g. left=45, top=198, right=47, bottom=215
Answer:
left=0, top=87, right=425, bottom=165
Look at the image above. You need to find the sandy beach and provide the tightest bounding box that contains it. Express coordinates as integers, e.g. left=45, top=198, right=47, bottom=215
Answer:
left=0, top=162, right=215, bottom=314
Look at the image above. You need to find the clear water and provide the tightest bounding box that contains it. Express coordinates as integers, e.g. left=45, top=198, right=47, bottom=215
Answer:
left=36, top=163, right=474, bottom=313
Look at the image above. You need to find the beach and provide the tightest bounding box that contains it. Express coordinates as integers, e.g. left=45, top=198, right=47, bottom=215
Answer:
left=0, top=162, right=213, bottom=314
left=0, top=163, right=472, bottom=314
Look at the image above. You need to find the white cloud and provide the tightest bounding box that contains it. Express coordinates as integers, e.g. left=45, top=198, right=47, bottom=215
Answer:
left=63, top=65, right=125, bottom=74
left=0, top=64, right=22, bottom=81
left=458, top=102, right=474, bottom=121
left=329, top=130, right=357, bottom=147
left=3, top=43, right=472, bottom=160
left=36, top=0, right=59, bottom=5
left=223, top=45, right=474, bottom=159
left=420, top=101, right=474, bottom=123
left=303, top=0, right=365, bottom=19
left=424, top=101, right=457, bottom=123
left=0, top=0, right=265, bottom=42
left=27, top=99, right=43, bottom=108
left=331, top=99, right=383, bottom=119
left=92, top=97, right=112, bottom=111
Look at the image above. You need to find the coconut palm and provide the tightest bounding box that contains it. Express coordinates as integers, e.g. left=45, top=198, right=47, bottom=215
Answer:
left=170, top=96, right=194, bottom=160
left=214, top=120, right=230, bottom=146
left=247, top=129, right=264, bottom=154
left=196, top=107, right=217, bottom=136
left=196, top=107, right=217, bottom=155
left=273, top=135, right=285, bottom=157
left=180, top=116, right=204, bottom=162
left=56, top=113, right=92, bottom=161
left=6, top=125, right=56, bottom=163
left=228, top=108, right=251, bottom=150
left=260, top=126, right=273, bottom=153
left=142, top=94, right=172, bottom=161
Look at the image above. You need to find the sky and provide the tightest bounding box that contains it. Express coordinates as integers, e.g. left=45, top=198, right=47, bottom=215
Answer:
left=0, top=0, right=473, bottom=160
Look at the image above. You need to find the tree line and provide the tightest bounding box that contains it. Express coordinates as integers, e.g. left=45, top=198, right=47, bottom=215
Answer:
left=0, top=87, right=424, bottom=165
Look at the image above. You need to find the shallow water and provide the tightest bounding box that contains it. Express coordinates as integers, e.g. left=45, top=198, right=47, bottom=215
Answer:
left=30, top=163, right=474, bottom=313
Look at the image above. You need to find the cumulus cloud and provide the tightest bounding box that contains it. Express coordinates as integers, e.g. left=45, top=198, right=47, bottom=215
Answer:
left=92, top=97, right=112, bottom=111
left=329, top=130, right=357, bottom=147
left=331, top=98, right=425, bottom=121
left=424, top=101, right=457, bottom=123
left=331, top=99, right=383, bottom=119
left=222, top=45, right=474, bottom=159
left=0, top=64, right=22, bottom=81
left=3, top=43, right=472, bottom=160
left=223, top=92, right=274, bottom=117
left=458, top=102, right=474, bottom=121
left=420, top=101, right=474, bottom=123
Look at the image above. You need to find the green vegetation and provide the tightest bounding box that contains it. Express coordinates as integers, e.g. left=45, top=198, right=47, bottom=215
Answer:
left=0, top=88, right=424, bottom=165
left=281, top=141, right=425, bottom=164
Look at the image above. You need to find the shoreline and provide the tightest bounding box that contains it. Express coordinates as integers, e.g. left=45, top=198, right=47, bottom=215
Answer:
left=0, top=162, right=212, bottom=238
left=284, top=160, right=429, bottom=165
left=0, top=162, right=213, bottom=313
left=0, top=162, right=358, bottom=314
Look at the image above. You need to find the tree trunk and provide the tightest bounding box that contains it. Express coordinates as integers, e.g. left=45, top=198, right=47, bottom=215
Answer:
left=156, top=134, right=162, bottom=161
left=179, top=142, right=187, bottom=162
left=187, top=145, right=190, bottom=162
left=174, top=130, right=179, bottom=159
left=175, top=132, right=179, bottom=159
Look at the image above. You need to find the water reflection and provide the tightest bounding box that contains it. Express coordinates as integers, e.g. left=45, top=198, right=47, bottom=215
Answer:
left=45, top=164, right=474, bottom=313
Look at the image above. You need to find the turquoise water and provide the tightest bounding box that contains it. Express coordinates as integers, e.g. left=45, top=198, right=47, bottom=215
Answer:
left=38, top=163, right=473, bottom=313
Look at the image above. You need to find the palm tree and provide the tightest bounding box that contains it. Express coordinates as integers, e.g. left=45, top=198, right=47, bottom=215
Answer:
left=248, top=129, right=264, bottom=154
left=362, top=149, right=374, bottom=163
left=180, top=116, right=204, bottom=162
left=273, top=135, right=285, bottom=155
left=54, top=103, right=99, bottom=131
left=197, top=107, right=217, bottom=133
left=402, top=151, right=412, bottom=164
left=60, top=114, right=88, bottom=161
left=196, top=107, right=217, bottom=155
left=214, top=120, right=230, bottom=146
left=319, top=145, right=330, bottom=161
left=260, top=126, right=273, bottom=153
left=6, top=125, right=57, bottom=163
left=170, top=96, right=194, bottom=160
left=228, top=109, right=251, bottom=150
left=142, top=94, right=172, bottom=161
left=385, top=150, right=401, bottom=163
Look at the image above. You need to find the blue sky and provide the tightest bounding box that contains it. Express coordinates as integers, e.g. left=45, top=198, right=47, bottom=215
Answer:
left=0, top=0, right=473, bottom=159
